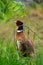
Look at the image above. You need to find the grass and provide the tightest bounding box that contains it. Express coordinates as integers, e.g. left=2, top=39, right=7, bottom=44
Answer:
left=0, top=38, right=43, bottom=65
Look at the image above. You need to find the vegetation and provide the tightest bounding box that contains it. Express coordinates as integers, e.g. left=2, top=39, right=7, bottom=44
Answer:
left=0, top=0, right=26, bottom=22
left=0, top=38, right=43, bottom=65
left=0, top=0, right=43, bottom=65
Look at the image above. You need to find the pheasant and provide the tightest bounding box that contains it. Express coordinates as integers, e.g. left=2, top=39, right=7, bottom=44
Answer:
left=16, top=20, right=34, bottom=57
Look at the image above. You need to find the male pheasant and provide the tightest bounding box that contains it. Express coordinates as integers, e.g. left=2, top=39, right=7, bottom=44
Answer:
left=16, top=20, right=34, bottom=57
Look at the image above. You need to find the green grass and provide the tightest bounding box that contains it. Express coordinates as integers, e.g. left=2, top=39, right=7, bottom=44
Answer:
left=0, top=38, right=43, bottom=65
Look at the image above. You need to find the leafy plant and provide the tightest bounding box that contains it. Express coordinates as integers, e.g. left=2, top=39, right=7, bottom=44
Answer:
left=0, top=0, right=26, bottom=23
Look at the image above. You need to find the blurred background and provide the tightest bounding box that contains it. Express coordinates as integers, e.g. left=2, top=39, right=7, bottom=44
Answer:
left=0, top=0, right=43, bottom=65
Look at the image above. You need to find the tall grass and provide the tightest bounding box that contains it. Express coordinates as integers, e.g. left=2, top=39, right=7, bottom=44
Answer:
left=0, top=38, right=43, bottom=65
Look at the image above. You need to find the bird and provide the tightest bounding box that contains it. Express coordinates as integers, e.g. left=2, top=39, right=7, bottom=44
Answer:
left=16, top=20, right=34, bottom=57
